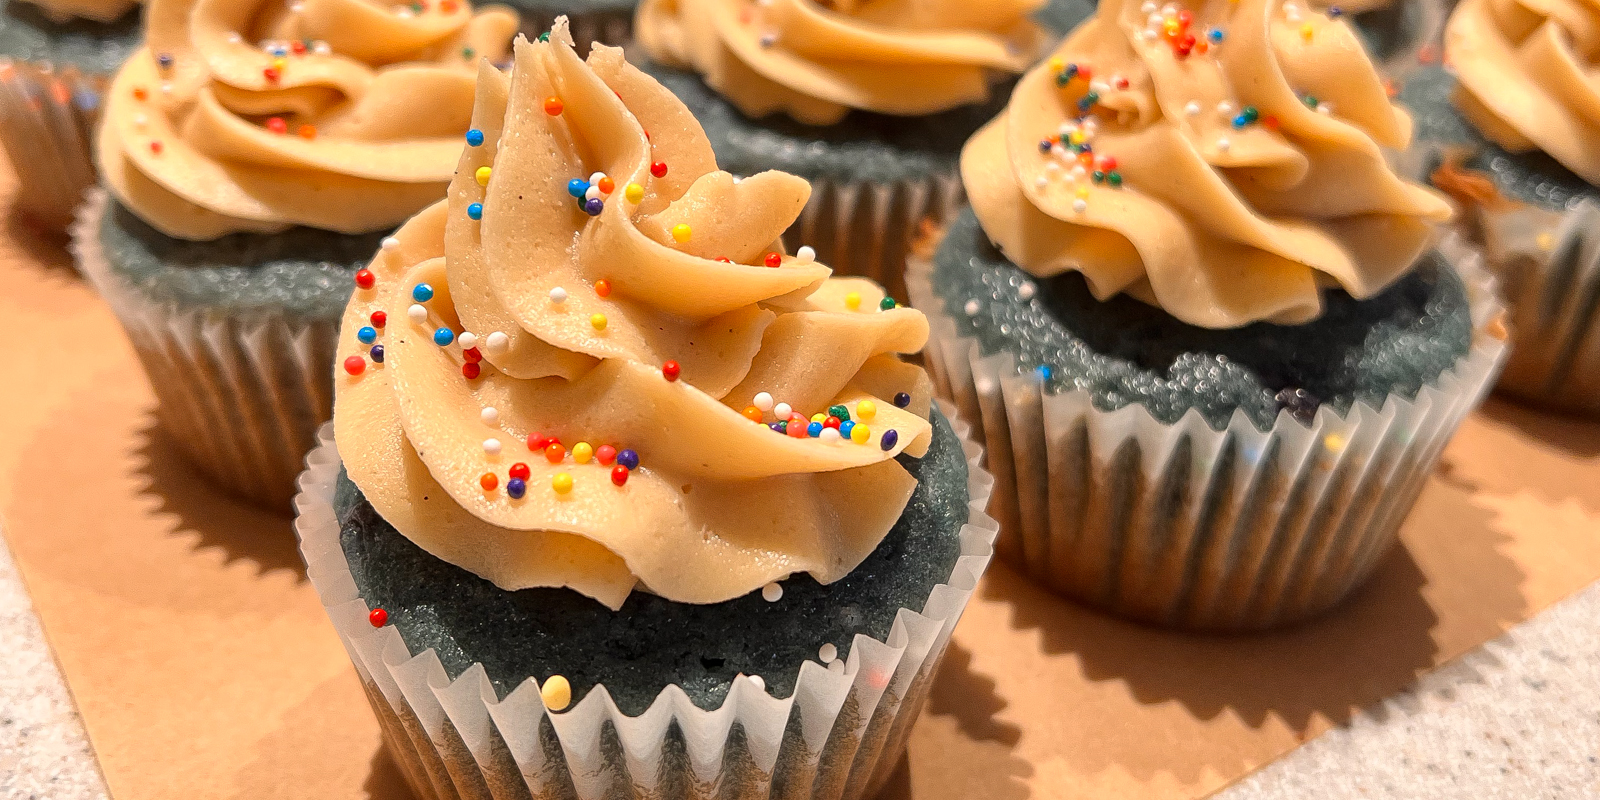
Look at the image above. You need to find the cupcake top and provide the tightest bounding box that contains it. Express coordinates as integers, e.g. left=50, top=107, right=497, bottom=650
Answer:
left=962, top=0, right=1452, bottom=329
left=334, top=20, right=936, bottom=610
left=18, top=0, right=137, bottom=24
left=96, top=0, right=519, bottom=241
left=634, top=0, right=1053, bottom=125
left=1447, top=0, right=1600, bottom=185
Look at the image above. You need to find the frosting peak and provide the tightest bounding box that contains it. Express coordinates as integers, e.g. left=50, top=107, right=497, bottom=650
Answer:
left=1447, top=0, right=1600, bottom=184
left=636, top=0, right=1053, bottom=124
left=98, top=0, right=518, bottom=240
left=963, top=0, right=1452, bottom=328
left=334, top=21, right=935, bottom=609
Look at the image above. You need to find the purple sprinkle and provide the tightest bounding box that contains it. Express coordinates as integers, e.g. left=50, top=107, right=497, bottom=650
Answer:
left=506, top=478, right=526, bottom=499
left=370, top=344, right=385, bottom=363
left=893, top=392, right=911, bottom=408
left=880, top=429, right=899, bottom=451
left=584, top=197, right=603, bottom=216
left=769, top=422, right=786, bottom=434
left=617, top=449, right=639, bottom=470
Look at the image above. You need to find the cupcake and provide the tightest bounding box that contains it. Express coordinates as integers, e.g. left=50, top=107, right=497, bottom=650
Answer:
left=295, top=21, right=996, bottom=799
left=72, top=0, right=518, bottom=509
left=1400, top=0, right=1600, bottom=416
left=0, top=0, right=141, bottom=230
left=907, top=0, right=1508, bottom=631
left=631, top=0, right=1090, bottom=302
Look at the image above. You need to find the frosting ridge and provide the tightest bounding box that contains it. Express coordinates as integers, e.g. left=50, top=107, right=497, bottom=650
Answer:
left=98, top=0, right=519, bottom=240
left=334, top=21, right=936, bottom=609
left=963, top=0, right=1452, bottom=328
left=1447, top=0, right=1600, bottom=185
left=636, top=0, right=1053, bottom=124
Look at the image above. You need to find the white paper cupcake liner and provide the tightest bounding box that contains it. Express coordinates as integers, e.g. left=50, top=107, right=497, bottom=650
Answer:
left=0, top=58, right=105, bottom=231
left=1459, top=196, right=1600, bottom=416
left=292, top=400, right=997, bottom=800
left=72, top=188, right=340, bottom=510
left=782, top=171, right=964, bottom=304
left=907, top=234, right=1508, bottom=631
left=516, top=9, right=632, bottom=56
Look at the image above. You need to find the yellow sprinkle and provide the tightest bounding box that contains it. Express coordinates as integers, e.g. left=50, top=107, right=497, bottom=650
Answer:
left=856, top=400, right=876, bottom=421
left=671, top=223, right=692, bottom=243
left=590, top=313, right=607, bottom=331
left=1164, top=19, right=1180, bottom=35
left=1075, top=185, right=1091, bottom=199
left=475, top=166, right=492, bottom=186
left=1068, top=129, right=1087, bottom=145
left=552, top=472, right=574, bottom=494
left=541, top=675, right=572, bottom=711
left=1300, top=22, right=1314, bottom=41
left=1324, top=433, right=1345, bottom=452
left=572, top=442, right=593, bottom=464
left=845, top=292, right=861, bottom=310
left=273, top=57, right=287, bottom=71
left=625, top=182, right=645, bottom=204
left=1048, top=57, right=1064, bottom=73
left=1537, top=231, right=1555, bottom=251
left=851, top=423, right=871, bottom=444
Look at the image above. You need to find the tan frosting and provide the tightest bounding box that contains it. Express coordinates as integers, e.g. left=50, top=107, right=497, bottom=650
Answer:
left=1447, top=0, right=1600, bottom=185
left=97, top=0, right=519, bottom=240
left=635, top=0, right=1053, bottom=125
left=333, top=21, right=936, bottom=610
left=20, top=0, right=139, bottom=24
left=963, top=0, right=1452, bottom=328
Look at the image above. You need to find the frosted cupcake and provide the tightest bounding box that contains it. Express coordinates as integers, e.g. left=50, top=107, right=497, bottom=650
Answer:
left=295, top=21, right=995, bottom=799
left=0, top=0, right=142, bottom=230
left=73, top=0, right=517, bottom=509
left=632, top=0, right=1087, bottom=302
left=1400, top=0, right=1600, bottom=416
left=909, top=0, right=1507, bottom=630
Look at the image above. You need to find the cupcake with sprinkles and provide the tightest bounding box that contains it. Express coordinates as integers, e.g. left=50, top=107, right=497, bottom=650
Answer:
left=295, top=20, right=995, bottom=799
left=0, top=0, right=144, bottom=231
left=1398, top=0, right=1600, bottom=416
left=631, top=0, right=1092, bottom=302
left=909, top=0, right=1508, bottom=630
left=72, top=0, right=518, bottom=508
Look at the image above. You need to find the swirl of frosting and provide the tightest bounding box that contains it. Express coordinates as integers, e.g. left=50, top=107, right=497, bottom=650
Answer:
left=97, top=0, right=519, bottom=240
left=20, top=0, right=139, bottom=24
left=962, top=0, right=1452, bottom=328
left=1447, top=0, right=1600, bottom=184
left=334, top=20, right=936, bottom=610
left=635, top=0, right=1053, bottom=125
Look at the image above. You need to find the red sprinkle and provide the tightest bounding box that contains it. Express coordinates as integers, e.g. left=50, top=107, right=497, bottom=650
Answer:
left=291, top=40, right=307, bottom=55
left=462, top=347, right=483, bottom=363
left=370, top=310, right=387, bottom=328
left=344, top=355, right=366, bottom=375
left=462, top=362, right=481, bottom=379
left=354, top=269, right=376, bottom=289
left=509, top=463, right=531, bottom=481
left=662, top=360, right=680, bottom=381
left=544, top=443, right=566, bottom=464
left=764, top=252, right=782, bottom=268
left=1263, top=115, right=1280, bottom=131
left=480, top=473, right=498, bottom=491
left=650, top=161, right=668, bottom=178
left=149, top=141, right=164, bottom=155
left=596, top=445, right=618, bottom=466
left=368, top=608, right=388, bottom=627
left=267, top=116, right=288, bottom=135
left=824, top=416, right=841, bottom=430
left=263, top=66, right=281, bottom=82
left=611, top=466, right=630, bottom=486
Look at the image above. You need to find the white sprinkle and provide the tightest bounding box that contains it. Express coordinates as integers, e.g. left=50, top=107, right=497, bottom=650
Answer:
left=313, top=40, right=331, bottom=56
left=964, top=299, right=981, bottom=316
left=819, top=643, right=838, bottom=663
left=1045, top=162, right=1061, bottom=173
left=1185, top=101, right=1201, bottom=117
left=289, top=1, right=304, bottom=12
left=549, top=287, right=568, bottom=304
left=1034, top=175, right=1050, bottom=188
left=481, top=407, right=500, bottom=425
left=820, top=427, right=843, bottom=443
left=408, top=304, right=428, bottom=324
left=761, top=582, right=782, bottom=602
left=1072, top=199, right=1088, bottom=213
left=1071, top=164, right=1088, bottom=180
left=1217, top=100, right=1235, bottom=117
left=1318, top=102, right=1334, bottom=115
left=753, top=392, right=775, bottom=412
left=589, top=171, right=607, bottom=187
left=1018, top=281, right=1036, bottom=300
left=1147, top=12, right=1163, bottom=25
left=585, top=186, right=602, bottom=202
left=160, top=82, right=173, bottom=95
left=1089, top=79, right=1110, bottom=94
left=1217, top=136, right=1232, bottom=152
left=227, top=32, right=242, bottom=43
left=133, top=113, right=148, bottom=128
left=458, top=332, right=478, bottom=350
left=381, top=236, right=400, bottom=250
left=1142, top=28, right=1159, bottom=41
left=482, top=438, right=502, bottom=456
left=748, top=675, right=766, bottom=690
left=1162, top=2, right=1177, bottom=13
left=773, top=402, right=793, bottom=420
left=795, top=246, right=816, bottom=264
left=485, top=331, right=510, bottom=351
left=1141, top=0, right=1157, bottom=11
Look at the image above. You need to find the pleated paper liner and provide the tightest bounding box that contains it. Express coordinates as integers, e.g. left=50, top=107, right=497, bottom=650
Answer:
left=781, top=171, right=964, bottom=305
left=907, top=233, right=1508, bottom=632
left=73, top=189, right=339, bottom=511
left=293, top=402, right=997, bottom=800
left=1463, top=195, right=1600, bottom=416
left=0, top=58, right=104, bottom=231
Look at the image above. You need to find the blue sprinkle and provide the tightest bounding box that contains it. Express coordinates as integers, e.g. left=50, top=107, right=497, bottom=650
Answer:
left=567, top=179, right=589, bottom=198
left=370, top=344, right=385, bottom=363
left=584, top=197, right=604, bottom=216
left=357, top=326, right=377, bottom=344
left=1036, top=364, right=1054, bottom=381
left=465, top=129, right=484, bottom=147
left=807, top=421, right=823, bottom=438
left=769, top=422, right=786, bottom=434
left=157, top=53, right=174, bottom=69
left=412, top=283, right=434, bottom=302
left=73, top=90, right=99, bottom=112
left=467, top=203, right=484, bottom=220
left=880, top=429, right=899, bottom=451
left=617, top=449, right=640, bottom=470
left=1232, top=114, right=1249, bottom=129
left=1328, top=5, right=1343, bottom=15
left=893, top=392, right=911, bottom=408
left=433, top=328, right=455, bottom=346
left=506, top=478, right=526, bottom=499
left=840, top=420, right=855, bottom=439
left=1207, top=27, right=1224, bottom=42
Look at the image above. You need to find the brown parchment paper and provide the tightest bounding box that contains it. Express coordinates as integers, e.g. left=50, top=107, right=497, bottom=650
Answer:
left=1, top=161, right=1598, bottom=799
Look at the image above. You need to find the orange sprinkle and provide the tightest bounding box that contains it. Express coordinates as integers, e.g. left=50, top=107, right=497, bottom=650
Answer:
left=298, top=124, right=317, bottom=139
left=132, top=87, right=148, bottom=101
left=594, top=279, right=612, bottom=298
left=544, top=96, right=564, bottom=115
left=480, top=473, right=498, bottom=491
left=742, top=406, right=764, bottom=423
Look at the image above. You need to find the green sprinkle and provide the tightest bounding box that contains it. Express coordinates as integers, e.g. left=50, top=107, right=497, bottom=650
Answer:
left=539, top=31, right=550, bottom=42
left=1108, top=171, right=1123, bottom=188
left=828, top=405, right=850, bottom=422
left=879, top=297, right=897, bottom=311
